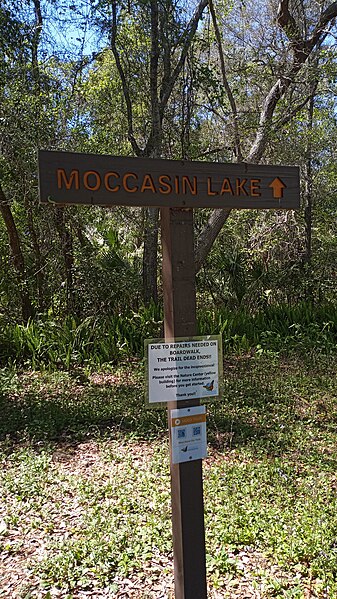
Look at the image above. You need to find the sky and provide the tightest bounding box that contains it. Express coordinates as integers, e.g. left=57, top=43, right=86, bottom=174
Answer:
left=37, top=0, right=105, bottom=60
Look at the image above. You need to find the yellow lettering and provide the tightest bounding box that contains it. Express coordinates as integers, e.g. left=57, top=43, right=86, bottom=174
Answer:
left=174, top=176, right=179, bottom=194
left=57, top=169, right=79, bottom=190
left=104, top=172, right=120, bottom=192
left=83, top=170, right=101, bottom=191
left=250, top=179, right=261, bottom=197
left=182, top=176, right=197, bottom=195
left=123, top=173, right=138, bottom=192
left=220, top=178, right=234, bottom=195
left=207, top=177, right=217, bottom=196
left=236, top=178, right=248, bottom=196
left=141, top=174, right=156, bottom=193
left=158, top=175, right=172, bottom=194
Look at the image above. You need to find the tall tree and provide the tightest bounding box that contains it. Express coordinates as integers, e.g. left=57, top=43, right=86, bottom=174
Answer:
left=0, top=3, right=36, bottom=320
left=103, top=0, right=208, bottom=302
left=195, top=0, right=337, bottom=271
left=0, top=0, right=91, bottom=318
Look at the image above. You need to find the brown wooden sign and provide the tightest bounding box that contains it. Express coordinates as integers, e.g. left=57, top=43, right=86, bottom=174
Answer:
left=39, top=147, right=301, bottom=599
left=38, top=150, right=300, bottom=209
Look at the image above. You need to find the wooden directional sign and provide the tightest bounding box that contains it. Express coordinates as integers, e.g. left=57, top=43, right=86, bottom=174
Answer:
left=38, top=150, right=300, bottom=210
left=39, top=147, right=301, bottom=599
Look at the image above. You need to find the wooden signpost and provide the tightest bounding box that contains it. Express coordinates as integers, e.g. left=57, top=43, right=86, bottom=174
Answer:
left=39, top=150, right=300, bottom=599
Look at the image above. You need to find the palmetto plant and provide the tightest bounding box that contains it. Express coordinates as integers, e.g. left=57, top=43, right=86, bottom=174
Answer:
left=0, top=301, right=335, bottom=369
left=0, top=303, right=163, bottom=369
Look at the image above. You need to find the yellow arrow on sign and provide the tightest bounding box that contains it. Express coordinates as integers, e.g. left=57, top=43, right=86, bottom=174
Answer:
left=269, top=177, right=286, bottom=199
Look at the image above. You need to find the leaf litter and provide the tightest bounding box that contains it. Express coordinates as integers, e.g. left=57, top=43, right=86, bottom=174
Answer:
left=1, top=360, right=337, bottom=597
left=0, top=440, right=323, bottom=598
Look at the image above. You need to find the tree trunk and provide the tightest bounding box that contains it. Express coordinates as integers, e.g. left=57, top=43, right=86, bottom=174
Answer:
left=54, top=208, right=75, bottom=314
left=195, top=2, right=337, bottom=272
left=195, top=208, right=232, bottom=273
left=25, top=198, right=45, bottom=312
left=0, top=184, right=33, bottom=321
left=110, top=0, right=209, bottom=303
left=303, top=91, right=315, bottom=265
left=142, top=207, right=159, bottom=304
left=31, top=0, right=42, bottom=92
left=141, top=1, right=161, bottom=305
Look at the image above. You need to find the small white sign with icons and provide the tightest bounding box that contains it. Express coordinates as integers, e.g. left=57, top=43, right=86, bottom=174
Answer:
left=170, top=405, right=207, bottom=464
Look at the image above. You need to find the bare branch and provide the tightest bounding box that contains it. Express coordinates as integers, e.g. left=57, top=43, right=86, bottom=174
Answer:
left=247, top=77, right=285, bottom=163
left=278, top=1, right=337, bottom=62
left=209, top=0, right=242, bottom=161
left=273, top=81, right=318, bottom=132
left=144, top=0, right=162, bottom=157
left=110, top=1, right=142, bottom=156
left=159, top=0, right=208, bottom=114
left=197, top=4, right=337, bottom=270
left=247, top=3, right=337, bottom=163
left=32, top=0, right=42, bottom=89
left=310, top=2, right=337, bottom=48
left=195, top=208, right=231, bottom=273
left=277, top=0, right=302, bottom=45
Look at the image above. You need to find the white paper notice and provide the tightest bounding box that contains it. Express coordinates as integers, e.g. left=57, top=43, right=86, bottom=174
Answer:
left=147, top=338, right=219, bottom=404
left=170, top=406, right=207, bottom=464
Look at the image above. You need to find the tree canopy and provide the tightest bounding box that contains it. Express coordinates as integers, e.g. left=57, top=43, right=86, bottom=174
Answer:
left=1, top=0, right=337, bottom=322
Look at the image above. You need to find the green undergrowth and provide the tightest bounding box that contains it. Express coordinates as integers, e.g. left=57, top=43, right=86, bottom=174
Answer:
left=0, top=302, right=336, bottom=369
left=1, top=354, right=337, bottom=596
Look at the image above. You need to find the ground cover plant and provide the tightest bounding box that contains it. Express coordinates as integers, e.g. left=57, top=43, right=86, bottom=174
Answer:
left=1, top=352, right=337, bottom=598
left=1, top=302, right=336, bottom=369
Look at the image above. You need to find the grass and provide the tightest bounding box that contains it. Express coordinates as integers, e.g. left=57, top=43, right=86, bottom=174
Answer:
left=1, top=354, right=337, bottom=597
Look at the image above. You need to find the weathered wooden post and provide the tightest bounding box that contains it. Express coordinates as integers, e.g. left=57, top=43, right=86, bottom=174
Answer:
left=161, top=207, right=207, bottom=598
